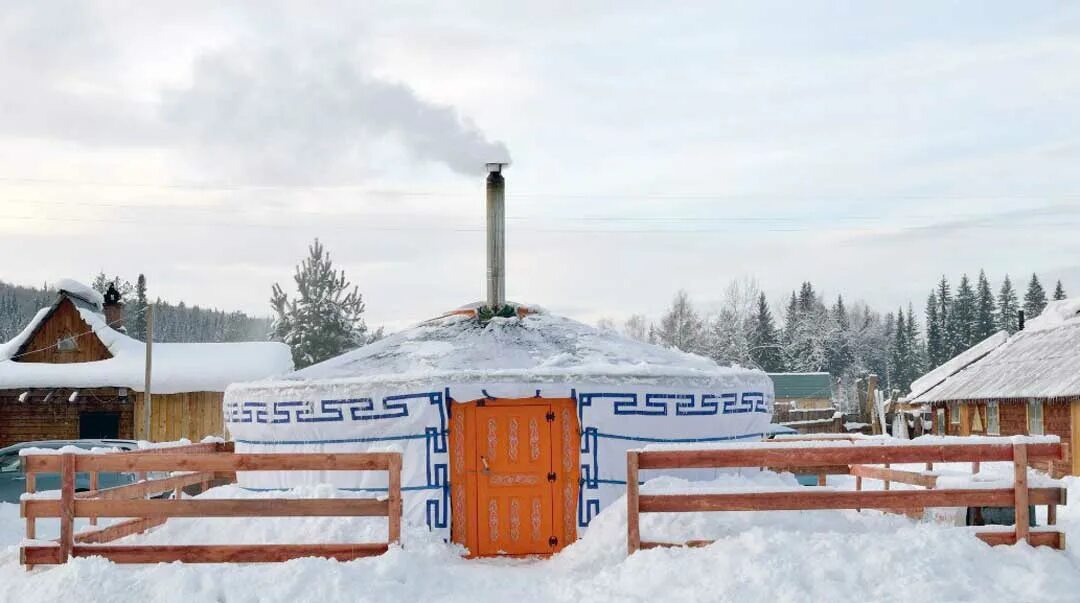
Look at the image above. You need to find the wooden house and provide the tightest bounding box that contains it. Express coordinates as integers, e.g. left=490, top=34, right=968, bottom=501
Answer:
left=0, top=280, right=292, bottom=447
left=768, top=372, right=842, bottom=434
left=909, top=298, right=1080, bottom=477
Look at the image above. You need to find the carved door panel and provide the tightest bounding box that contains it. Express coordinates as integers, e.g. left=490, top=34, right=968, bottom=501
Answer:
left=474, top=405, right=553, bottom=555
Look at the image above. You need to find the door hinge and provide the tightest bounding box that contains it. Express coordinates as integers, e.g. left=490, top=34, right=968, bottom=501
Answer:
left=477, top=399, right=486, bottom=407
left=549, top=536, right=558, bottom=547
left=545, top=411, right=555, bottom=422
left=547, top=472, right=557, bottom=482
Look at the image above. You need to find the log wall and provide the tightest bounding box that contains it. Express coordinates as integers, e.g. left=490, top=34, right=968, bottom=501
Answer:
left=133, top=392, right=226, bottom=442
left=0, top=389, right=134, bottom=447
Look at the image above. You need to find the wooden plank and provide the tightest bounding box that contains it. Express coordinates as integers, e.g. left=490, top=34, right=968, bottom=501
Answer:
left=387, top=455, right=402, bottom=544
left=88, top=472, right=99, bottom=526
left=637, top=487, right=1066, bottom=513
left=24, top=452, right=394, bottom=473
left=24, top=472, right=35, bottom=540
left=79, top=543, right=389, bottom=564
left=76, top=498, right=389, bottom=518
left=640, top=540, right=713, bottom=550
left=627, top=451, right=641, bottom=554
left=21, top=546, right=62, bottom=566
left=975, top=530, right=1064, bottom=549
left=1014, top=443, right=1030, bottom=545
left=72, top=517, right=168, bottom=544
left=849, top=465, right=937, bottom=489
left=76, top=472, right=217, bottom=500
left=1048, top=504, right=1057, bottom=526
left=635, top=443, right=1063, bottom=470
left=59, top=454, right=74, bottom=561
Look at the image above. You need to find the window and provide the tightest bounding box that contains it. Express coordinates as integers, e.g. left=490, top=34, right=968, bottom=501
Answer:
left=56, top=334, right=78, bottom=352
left=948, top=402, right=960, bottom=425
left=1027, top=399, right=1044, bottom=436
left=986, top=401, right=1000, bottom=435
left=0, top=454, right=20, bottom=473
left=936, top=408, right=946, bottom=436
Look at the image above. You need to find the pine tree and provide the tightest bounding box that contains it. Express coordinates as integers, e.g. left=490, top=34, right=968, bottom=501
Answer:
left=905, top=302, right=924, bottom=383
left=129, top=274, right=148, bottom=339
left=925, top=292, right=943, bottom=367
left=997, top=275, right=1020, bottom=333
left=748, top=293, right=782, bottom=371
left=1053, top=280, right=1067, bottom=301
left=271, top=238, right=372, bottom=368
left=950, top=274, right=977, bottom=354
left=825, top=295, right=853, bottom=378
left=656, top=290, right=704, bottom=353
left=935, top=276, right=953, bottom=358
left=1023, top=273, right=1048, bottom=318
left=889, top=308, right=908, bottom=394
left=974, top=270, right=996, bottom=341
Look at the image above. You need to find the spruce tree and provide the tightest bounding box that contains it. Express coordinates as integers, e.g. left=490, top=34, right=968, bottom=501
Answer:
left=905, top=302, right=924, bottom=382
left=974, top=270, right=996, bottom=340
left=271, top=238, right=372, bottom=368
left=1053, top=280, right=1067, bottom=301
left=997, top=275, right=1020, bottom=333
left=889, top=308, right=908, bottom=394
left=935, top=276, right=953, bottom=358
left=825, top=295, right=853, bottom=378
left=748, top=292, right=782, bottom=371
left=950, top=274, right=976, bottom=354
left=925, top=292, right=944, bottom=366
left=1023, top=274, right=1048, bottom=318
left=129, top=274, right=148, bottom=339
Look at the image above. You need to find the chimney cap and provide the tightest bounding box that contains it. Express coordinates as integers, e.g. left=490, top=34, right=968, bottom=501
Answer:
left=485, top=162, right=508, bottom=174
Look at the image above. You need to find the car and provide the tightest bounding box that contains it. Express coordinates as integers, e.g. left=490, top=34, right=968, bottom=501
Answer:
left=0, top=439, right=142, bottom=503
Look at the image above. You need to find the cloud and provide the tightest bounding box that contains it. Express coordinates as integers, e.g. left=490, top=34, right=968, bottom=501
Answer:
left=158, top=43, right=509, bottom=183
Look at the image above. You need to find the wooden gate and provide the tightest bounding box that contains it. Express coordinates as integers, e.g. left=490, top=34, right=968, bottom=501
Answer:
left=449, top=398, right=580, bottom=556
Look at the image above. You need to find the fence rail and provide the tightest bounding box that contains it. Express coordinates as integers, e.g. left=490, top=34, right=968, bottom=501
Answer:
left=627, top=440, right=1068, bottom=554
left=20, top=442, right=402, bottom=566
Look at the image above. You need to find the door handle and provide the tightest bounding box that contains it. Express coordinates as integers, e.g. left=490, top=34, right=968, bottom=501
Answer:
left=480, top=456, right=491, bottom=474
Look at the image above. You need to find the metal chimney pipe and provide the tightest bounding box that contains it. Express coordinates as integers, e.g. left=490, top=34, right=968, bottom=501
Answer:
left=1018, top=309, right=1026, bottom=331
left=485, top=162, right=507, bottom=309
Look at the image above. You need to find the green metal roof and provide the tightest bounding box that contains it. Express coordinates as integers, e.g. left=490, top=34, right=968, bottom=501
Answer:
left=767, top=372, right=833, bottom=399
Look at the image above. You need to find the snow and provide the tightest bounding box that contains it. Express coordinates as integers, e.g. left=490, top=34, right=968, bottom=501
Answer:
left=3, top=470, right=1080, bottom=602
left=907, top=331, right=1009, bottom=401
left=1025, top=297, right=1080, bottom=332
left=238, top=307, right=762, bottom=394
left=54, top=278, right=104, bottom=309
left=0, top=289, right=293, bottom=394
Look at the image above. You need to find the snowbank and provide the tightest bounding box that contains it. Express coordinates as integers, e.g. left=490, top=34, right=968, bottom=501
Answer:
left=4, top=472, right=1080, bottom=602
left=1026, top=298, right=1080, bottom=332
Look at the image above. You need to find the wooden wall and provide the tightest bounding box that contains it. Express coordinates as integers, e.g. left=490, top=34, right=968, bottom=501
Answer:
left=13, top=298, right=112, bottom=364
left=930, top=399, right=1077, bottom=477
left=0, top=388, right=134, bottom=447
left=133, top=391, right=227, bottom=442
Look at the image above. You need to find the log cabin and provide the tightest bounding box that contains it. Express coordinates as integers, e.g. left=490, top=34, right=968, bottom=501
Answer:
left=768, top=372, right=842, bottom=434
left=909, top=298, right=1080, bottom=477
left=0, top=280, right=292, bottom=447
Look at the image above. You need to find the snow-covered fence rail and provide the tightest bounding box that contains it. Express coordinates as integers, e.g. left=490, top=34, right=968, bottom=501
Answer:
left=626, top=439, right=1068, bottom=554
left=19, top=446, right=403, bottom=566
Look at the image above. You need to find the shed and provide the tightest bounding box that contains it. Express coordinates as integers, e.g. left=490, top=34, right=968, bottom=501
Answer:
left=911, top=298, right=1080, bottom=476
left=0, top=280, right=292, bottom=446
left=225, top=303, right=773, bottom=556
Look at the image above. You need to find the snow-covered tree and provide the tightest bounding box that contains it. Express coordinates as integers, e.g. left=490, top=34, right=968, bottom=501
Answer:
left=748, top=292, right=782, bottom=371
left=271, top=238, right=373, bottom=368
left=949, top=274, right=976, bottom=354
left=934, top=276, right=953, bottom=358
left=974, top=270, right=996, bottom=341
left=1023, top=273, right=1048, bottom=318
left=129, top=274, right=149, bottom=339
left=825, top=295, right=853, bottom=378
left=1053, top=280, right=1067, bottom=301
left=925, top=292, right=944, bottom=367
left=997, top=275, right=1020, bottom=334
left=655, top=290, right=704, bottom=353
left=622, top=314, right=649, bottom=342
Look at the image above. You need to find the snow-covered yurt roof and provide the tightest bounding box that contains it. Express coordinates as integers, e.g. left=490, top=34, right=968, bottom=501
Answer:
left=233, top=303, right=766, bottom=396
left=912, top=298, right=1080, bottom=403
left=0, top=280, right=293, bottom=394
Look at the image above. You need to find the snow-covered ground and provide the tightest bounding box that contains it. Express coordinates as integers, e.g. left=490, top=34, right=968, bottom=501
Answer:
left=3, top=470, right=1080, bottom=603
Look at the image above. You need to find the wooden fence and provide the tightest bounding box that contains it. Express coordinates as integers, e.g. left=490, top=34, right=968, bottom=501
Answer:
left=626, top=440, right=1068, bottom=554
left=20, top=442, right=402, bottom=566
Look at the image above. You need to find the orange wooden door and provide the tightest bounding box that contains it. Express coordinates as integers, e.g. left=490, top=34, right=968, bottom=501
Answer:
left=450, top=398, right=579, bottom=557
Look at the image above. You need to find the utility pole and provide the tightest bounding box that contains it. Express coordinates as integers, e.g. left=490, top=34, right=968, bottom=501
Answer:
left=143, top=304, right=154, bottom=441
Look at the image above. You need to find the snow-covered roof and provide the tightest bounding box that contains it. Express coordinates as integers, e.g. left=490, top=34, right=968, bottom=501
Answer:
left=0, top=283, right=293, bottom=394
left=233, top=304, right=767, bottom=393
left=905, top=331, right=1010, bottom=401
left=912, top=298, right=1080, bottom=403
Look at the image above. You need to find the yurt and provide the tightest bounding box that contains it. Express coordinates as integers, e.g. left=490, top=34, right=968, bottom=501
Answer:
left=225, top=164, right=773, bottom=557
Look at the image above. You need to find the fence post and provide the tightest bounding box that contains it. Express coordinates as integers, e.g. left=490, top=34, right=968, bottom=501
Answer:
left=1013, top=443, right=1030, bottom=545
left=388, top=454, right=402, bottom=545
left=59, top=454, right=76, bottom=562
left=25, top=471, right=36, bottom=540
left=627, top=451, right=640, bottom=554
left=89, top=471, right=99, bottom=526
left=883, top=463, right=891, bottom=491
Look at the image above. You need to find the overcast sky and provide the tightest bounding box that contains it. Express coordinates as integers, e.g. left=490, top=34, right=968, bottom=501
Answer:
left=2, top=2, right=1080, bottom=330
